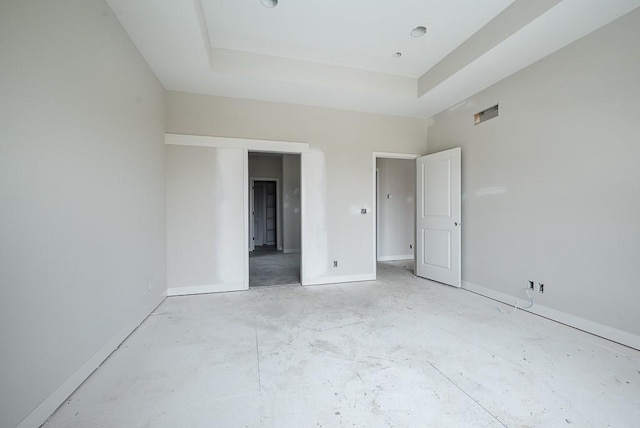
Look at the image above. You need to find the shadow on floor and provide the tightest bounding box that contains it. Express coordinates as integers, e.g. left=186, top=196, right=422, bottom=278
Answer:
left=249, top=246, right=300, bottom=287
left=377, top=259, right=415, bottom=277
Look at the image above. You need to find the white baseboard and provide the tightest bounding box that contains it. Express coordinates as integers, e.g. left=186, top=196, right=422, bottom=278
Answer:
left=18, top=291, right=167, bottom=428
left=283, top=248, right=300, bottom=254
left=302, top=273, right=375, bottom=286
left=377, top=254, right=413, bottom=262
left=462, top=281, right=640, bottom=351
left=167, top=283, right=246, bottom=296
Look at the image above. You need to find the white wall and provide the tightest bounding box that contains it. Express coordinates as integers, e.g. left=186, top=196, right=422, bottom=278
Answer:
left=166, top=146, right=246, bottom=294
left=427, top=9, right=640, bottom=348
left=282, top=154, right=302, bottom=253
left=0, top=1, right=166, bottom=427
left=249, top=154, right=283, bottom=250
left=166, top=93, right=427, bottom=285
left=376, top=158, right=415, bottom=261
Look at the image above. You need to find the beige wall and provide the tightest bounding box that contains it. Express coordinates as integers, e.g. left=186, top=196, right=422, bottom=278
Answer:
left=249, top=154, right=283, bottom=179
left=282, top=154, right=302, bottom=253
left=0, top=1, right=166, bottom=427
left=166, top=146, right=245, bottom=293
left=166, top=93, right=427, bottom=284
left=427, top=9, right=640, bottom=347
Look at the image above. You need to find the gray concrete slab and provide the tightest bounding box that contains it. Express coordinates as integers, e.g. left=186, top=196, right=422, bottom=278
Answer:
left=46, top=261, right=640, bottom=427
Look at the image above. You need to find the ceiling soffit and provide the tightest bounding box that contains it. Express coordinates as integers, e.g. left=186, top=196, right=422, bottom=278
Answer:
left=106, top=0, right=640, bottom=118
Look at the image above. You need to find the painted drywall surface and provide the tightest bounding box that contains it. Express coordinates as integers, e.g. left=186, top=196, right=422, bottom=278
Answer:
left=376, top=158, right=415, bottom=260
left=0, top=1, right=166, bottom=427
left=167, top=146, right=245, bottom=290
left=166, top=93, right=427, bottom=282
left=282, top=154, right=302, bottom=253
left=249, top=154, right=283, bottom=250
left=427, top=9, right=640, bottom=338
left=249, top=154, right=283, bottom=179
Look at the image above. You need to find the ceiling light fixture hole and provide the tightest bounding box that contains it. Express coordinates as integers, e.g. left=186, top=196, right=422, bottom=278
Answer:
left=260, top=0, right=278, bottom=8
left=410, top=26, right=427, bottom=37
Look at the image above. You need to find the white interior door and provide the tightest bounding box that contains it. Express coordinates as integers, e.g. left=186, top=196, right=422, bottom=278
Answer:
left=416, top=148, right=461, bottom=287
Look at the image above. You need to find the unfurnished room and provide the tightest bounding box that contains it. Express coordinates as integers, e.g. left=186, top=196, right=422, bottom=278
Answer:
left=1, top=1, right=639, bottom=427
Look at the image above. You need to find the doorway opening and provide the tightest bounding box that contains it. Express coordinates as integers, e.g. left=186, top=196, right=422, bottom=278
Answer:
left=251, top=179, right=278, bottom=249
left=373, top=153, right=419, bottom=277
left=248, top=153, right=301, bottom=287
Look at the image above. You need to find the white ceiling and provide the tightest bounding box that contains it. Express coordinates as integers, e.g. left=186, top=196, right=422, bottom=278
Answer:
left=107, top=0, right=640, bottom=118
left=201, top=0, right=514, bottom=78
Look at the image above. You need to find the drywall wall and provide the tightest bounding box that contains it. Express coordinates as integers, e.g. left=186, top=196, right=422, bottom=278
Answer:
left=166, top=146, right=246, bottom=294
left=376, top=158, right=415, bottom=261
left=249, top=154, right=283, bottom=179
left=249, top=154, right=283, bottom=250
left=427, top=8, right=640, bottom=347
left=0, top=1, right=166, bottom=427
left=166, top=93, right=427, bottom=284
left=282, top=155, right=302, bottom=253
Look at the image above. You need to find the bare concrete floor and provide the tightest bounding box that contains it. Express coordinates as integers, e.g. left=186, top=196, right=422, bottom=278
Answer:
left=249, top=247, right=300, bottom=287
left=46, top=261, right=640, bottom=427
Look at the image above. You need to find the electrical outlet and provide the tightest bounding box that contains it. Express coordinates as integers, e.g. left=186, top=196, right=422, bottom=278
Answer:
left=538, top=282, right=544, bottom=293
left=528, top=280, right=534, bottom=290
left=333, top=260, right=338, bottom=268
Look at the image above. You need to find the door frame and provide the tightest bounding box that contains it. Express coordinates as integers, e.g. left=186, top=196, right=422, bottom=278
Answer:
left=372, top=152, right=421, bottom=278
left=249, top=177, right=280, bottom=251
left=165, top=134, right=308, bottom=290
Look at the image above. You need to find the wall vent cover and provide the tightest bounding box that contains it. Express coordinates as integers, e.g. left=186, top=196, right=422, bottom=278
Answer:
left=474, top=104, right=498, bottom=125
